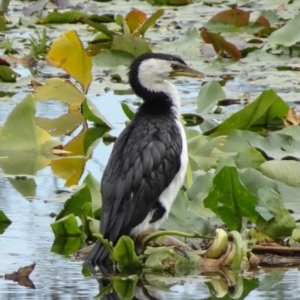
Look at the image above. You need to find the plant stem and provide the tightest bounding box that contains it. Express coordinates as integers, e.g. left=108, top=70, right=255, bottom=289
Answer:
left=142, top=230, right=211, bottom=248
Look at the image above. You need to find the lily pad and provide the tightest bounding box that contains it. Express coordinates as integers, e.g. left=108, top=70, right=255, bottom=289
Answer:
left=203, top=166, right=259, bottom=231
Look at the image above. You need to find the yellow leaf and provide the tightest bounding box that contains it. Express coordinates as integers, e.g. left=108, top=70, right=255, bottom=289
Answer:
left=35, top=112, right=85, bottom=136
left=51, top=129, right=88, bottom=186
left=46, top=30, right=92, bottom=94
left=32, top=78, right=84, bottom=106
left=284, top=108, right=300, bottom=126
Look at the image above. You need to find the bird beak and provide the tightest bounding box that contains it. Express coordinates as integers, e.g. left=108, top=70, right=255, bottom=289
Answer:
left=170, top=66, right=205, bottom=79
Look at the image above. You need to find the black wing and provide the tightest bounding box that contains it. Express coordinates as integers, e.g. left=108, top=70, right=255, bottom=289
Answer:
left=86, top=112, right=182, bottom=266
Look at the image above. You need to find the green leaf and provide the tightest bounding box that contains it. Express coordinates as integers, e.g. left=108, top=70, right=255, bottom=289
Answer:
left=113, top=276, right=138, bottom=300
left=51, top=237, right=81, bottom=255
left=38, top=10, right=88, bottom=24
left=134, top=9, right=164, bottom=36
left=253, top=187, right=296, bottom=240
left=81, top=202, right=94, bottom=239
left=0, top=211, right=12, bottom=234
left=260, top=160, right=300, bottom=187
left=82, top=18, right=115, bottom=39
left=205, top=89, right=289, bottom=135
left=268, top=14, right=300, bottom=47
left=82, top=97, right=113, bottom=127
left=93, top=49, right=134, bottom=67
left=203, top=166, right=259, bottom=231
left=112, top=35, right=150, bottom=57
left=235, top=148, right=266, bottom=169
left=51, top=214, right=81, bottom=237
left=55, top=185, right=92, bottom=220
left=0, top=65, right=20, bottom=82
left=35, top=112, right=85, bottom=136
left=163, top=190, right=210, bottom=233
left=83, top=172, right=101, bottom=209
left=113, top=236, right=142, bottom=269
left=121, top=102, right=135, bottom=120
left=0, top=95, right=54, bottom=152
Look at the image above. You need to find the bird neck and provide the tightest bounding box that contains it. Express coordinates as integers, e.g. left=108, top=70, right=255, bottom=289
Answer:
left=130, top=78, right=181, bottom=116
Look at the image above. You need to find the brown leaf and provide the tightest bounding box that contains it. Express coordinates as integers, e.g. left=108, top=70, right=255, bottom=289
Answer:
left=0, top=57, right=10, bottom=66
left=284, top=108, right=300, bottom=126
left=210, top=8, right=250, bottom=27
left=201, top=28, right=241, bottom=60
left=4, top=263, right=36, bottom=289
left=255, top=16, right=270, bottom=28
left=125, top=9, right=147, bottom=33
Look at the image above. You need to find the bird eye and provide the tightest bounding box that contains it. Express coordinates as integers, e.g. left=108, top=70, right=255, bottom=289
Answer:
left=172, top=64, right=180, bottom=70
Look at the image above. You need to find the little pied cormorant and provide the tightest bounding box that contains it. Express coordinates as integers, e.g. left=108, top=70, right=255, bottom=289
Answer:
left=86, top=52, right=204, bottom=267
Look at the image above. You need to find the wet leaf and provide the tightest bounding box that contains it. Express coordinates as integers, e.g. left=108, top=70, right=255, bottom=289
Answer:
left=196, top=80, right=226, bottom=113
left=260, top=161, right=300, bottom=187
left=82, top=97, right=112, bottom=127
left=201, top=28, right=241, bottom=60
left=51, top=213, right=81, bottom=237
left=51, top=129, right=87, bottom=186
left=113, top=236, right=142, bottom=269
left=0, top=95, right=54, bottom=152
left=125, top=9, right=146, bottom=33
left=0, top=65, right=20, bottom=82
left=5, top=263, right=36, bottom=289
left=112, top=35, right=150, bottom=57
left=56, top=185, right=91, bottom=220
left=206, top=89, right=289, bottom=134
left=35, top=112, right=85, bottom=136
left=51, top=237, right=81, bottom=255
left=134, top=9, right=164, bottom=37
left=32, top=78, right=84, bottom=106
left=113, top=276, right=138, bottom=300
left=181, top=113, right=204, bottom=126
left=0, top=210, right=12, bottom=234
left=203, top=166, right=259, bottom=231
left=38, top=10, right=87, bottom=24
left=268, top=14, right=300, bottom=47
left=46, top=30, right=92, bottom=94
left=93, top=49, right=134, bottom=67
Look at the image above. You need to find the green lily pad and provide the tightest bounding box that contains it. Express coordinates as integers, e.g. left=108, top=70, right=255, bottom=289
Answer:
left=203, top=166, right=259, bottom=231
left=196, top=80, right=226, bottom=113
left=55, top=185, right=92, bottom=220
left=82, top=97, right=113, bottom=127
left=51, top=214, right=81, bottom=237
left=113, top=236, right=142, bottom=269
left=0, top=211, right=12, bottom=234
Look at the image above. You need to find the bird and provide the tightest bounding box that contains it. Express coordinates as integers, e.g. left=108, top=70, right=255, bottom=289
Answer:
left=85, top=52, right=204, bottom=268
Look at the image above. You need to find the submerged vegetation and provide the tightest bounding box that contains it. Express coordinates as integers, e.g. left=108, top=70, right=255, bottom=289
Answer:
left=2, top=0, right=300, bottom=298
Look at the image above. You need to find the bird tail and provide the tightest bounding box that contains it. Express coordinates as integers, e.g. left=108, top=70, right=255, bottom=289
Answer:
left=85, top=240, right=111, bottom=272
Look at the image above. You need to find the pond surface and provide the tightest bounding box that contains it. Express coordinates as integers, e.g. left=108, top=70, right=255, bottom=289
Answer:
left=1, top=88, right=300, bottom=300
left=2, top=0, right=300, bottom=299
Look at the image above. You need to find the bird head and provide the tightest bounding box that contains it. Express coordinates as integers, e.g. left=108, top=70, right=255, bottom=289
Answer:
left=128, top=52, right=204, bottom=102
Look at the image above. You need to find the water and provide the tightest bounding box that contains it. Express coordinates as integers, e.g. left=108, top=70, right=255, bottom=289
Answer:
left=1, top=87, right=300, bottom=299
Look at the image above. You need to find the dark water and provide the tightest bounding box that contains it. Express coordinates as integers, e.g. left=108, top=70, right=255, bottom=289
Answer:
left=1, top=85, right=300, bottom=300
